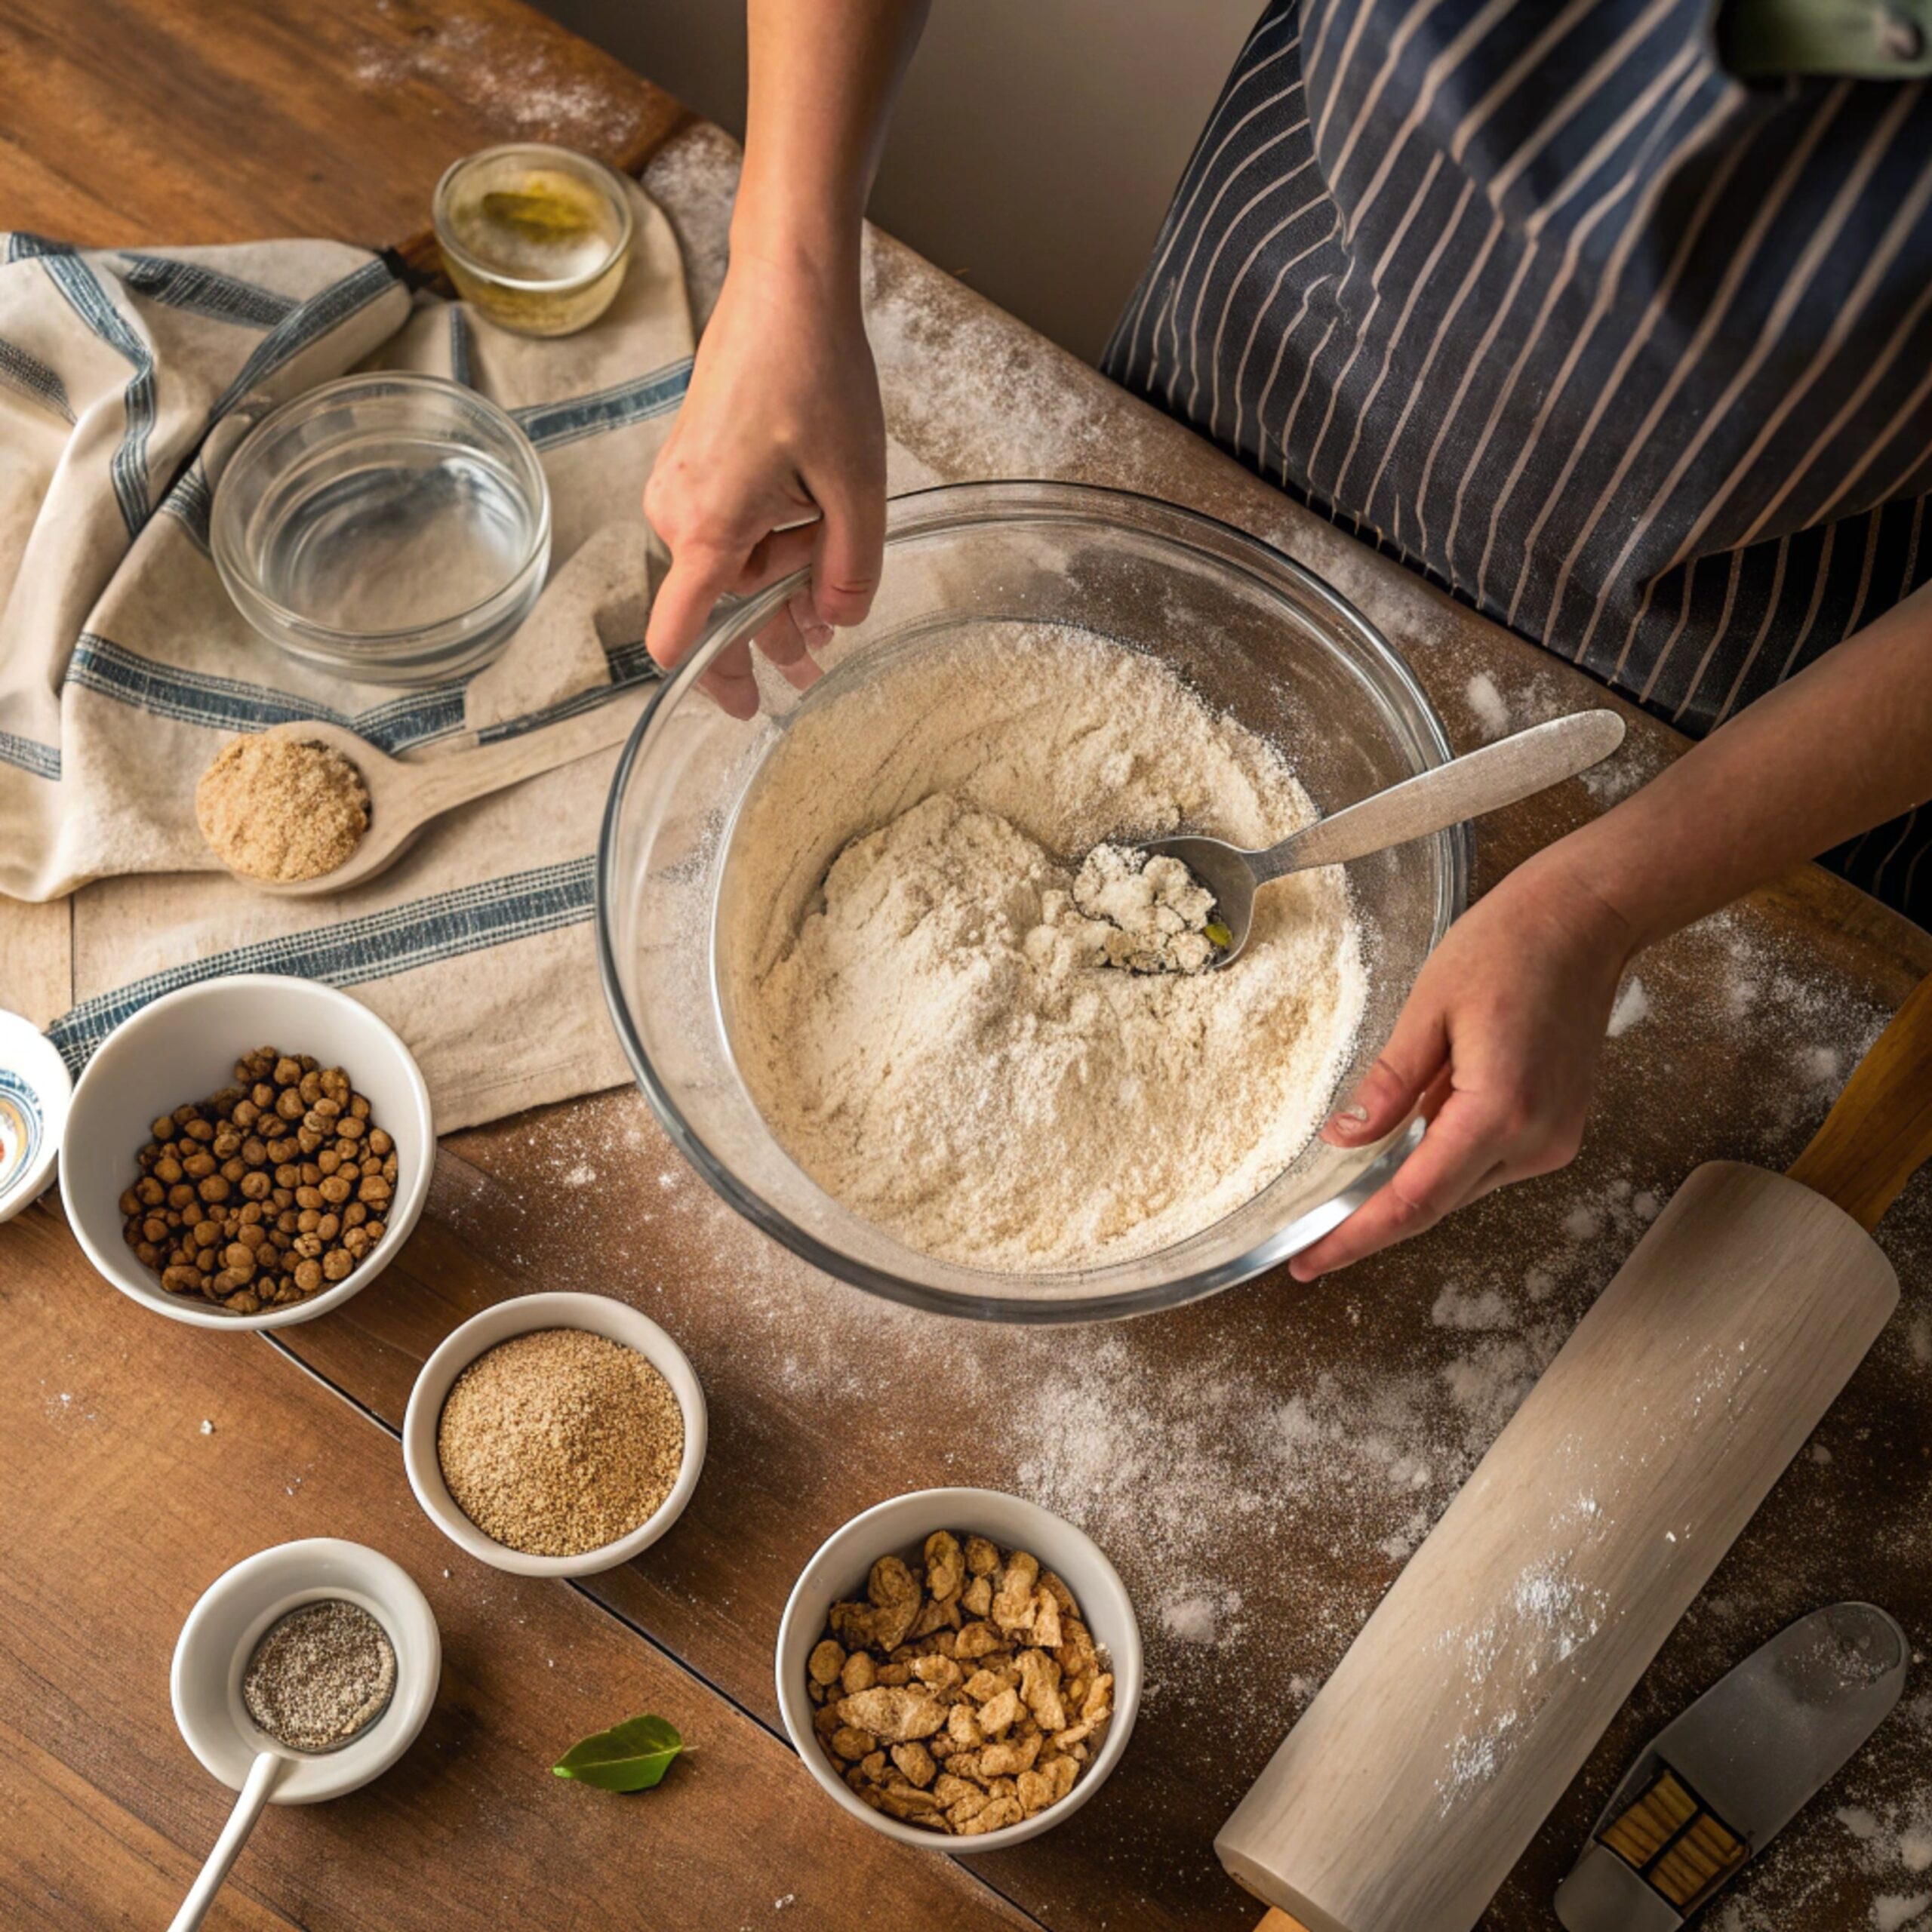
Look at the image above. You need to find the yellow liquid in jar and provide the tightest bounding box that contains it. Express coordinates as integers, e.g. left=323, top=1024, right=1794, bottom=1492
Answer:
left=442, top=165, right=629, bottom=337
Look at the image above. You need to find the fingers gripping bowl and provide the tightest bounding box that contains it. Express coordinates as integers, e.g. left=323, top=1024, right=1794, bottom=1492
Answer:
left=596, top=483, right=1466, bottom=1322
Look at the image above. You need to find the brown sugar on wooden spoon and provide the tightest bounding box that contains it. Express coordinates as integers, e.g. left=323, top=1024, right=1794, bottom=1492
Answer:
left=196, top=734, right=370, bottom=883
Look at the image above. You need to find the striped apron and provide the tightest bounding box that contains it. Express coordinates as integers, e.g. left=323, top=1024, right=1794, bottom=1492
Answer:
left=1104, top=0, right=1932, bottom=928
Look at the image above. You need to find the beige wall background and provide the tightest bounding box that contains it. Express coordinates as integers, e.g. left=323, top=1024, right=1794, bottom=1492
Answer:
left=538, top=0, right=1263, bottom=362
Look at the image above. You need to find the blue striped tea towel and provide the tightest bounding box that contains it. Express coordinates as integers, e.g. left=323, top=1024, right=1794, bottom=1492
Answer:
left=0, top=180, right=692, bottom=1130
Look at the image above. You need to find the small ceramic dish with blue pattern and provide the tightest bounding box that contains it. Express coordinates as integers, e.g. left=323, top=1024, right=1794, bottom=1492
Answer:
left=0, top=1008, right=72, bottom=1225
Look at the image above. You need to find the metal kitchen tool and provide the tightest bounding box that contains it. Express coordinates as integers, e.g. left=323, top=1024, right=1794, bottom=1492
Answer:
left=1218, top=970, right=1932, bottom=1932
left=1554, top=1601, right=1908, bottom=1931
left=226, top=685, right=653, bottom=897
left=1135, top=709, right=1624, bottom=967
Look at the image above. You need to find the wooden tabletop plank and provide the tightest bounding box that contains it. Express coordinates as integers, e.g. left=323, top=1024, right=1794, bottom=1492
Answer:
left=0, top=0, right=685, bottom=251
left=1, top=1714, right=297, bottom=1932
left=0, top=1205, right=1039, bottom=1932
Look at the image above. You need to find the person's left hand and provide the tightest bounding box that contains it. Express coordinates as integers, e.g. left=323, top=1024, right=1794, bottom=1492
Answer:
left=1288, top=850, right=1638, bottom=1281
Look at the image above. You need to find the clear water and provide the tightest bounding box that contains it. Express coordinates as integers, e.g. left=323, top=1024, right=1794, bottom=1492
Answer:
left=258, top=451, right=537, bottom=635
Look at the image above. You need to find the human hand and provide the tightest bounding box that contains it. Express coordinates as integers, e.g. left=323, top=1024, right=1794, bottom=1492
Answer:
left=1288, top=851, right=1638, bottom=1281
left=643, top=245, right=886, bottom=716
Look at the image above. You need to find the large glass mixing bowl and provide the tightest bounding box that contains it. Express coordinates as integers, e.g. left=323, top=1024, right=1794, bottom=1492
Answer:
left=597, top=482, right=1466, bottom=1323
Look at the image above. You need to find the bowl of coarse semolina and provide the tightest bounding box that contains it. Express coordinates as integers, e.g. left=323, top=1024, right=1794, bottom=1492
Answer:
left=402, top=1290, right=706, bottom=1577
left=776, top=1487, right=1142, bottom=1850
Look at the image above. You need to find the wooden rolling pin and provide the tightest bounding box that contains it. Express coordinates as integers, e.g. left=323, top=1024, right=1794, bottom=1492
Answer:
left=1219, top=971, right=1932, bottom=1932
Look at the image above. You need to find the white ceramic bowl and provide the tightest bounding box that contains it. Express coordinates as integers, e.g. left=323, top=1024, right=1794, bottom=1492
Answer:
left=172, top=1537, right=440, bottom=1802
left=0, top=1006, right=72, bottom=1223
left=401, top=1290, right=707, bottom=1577
left=60, top=974, right=433, bottom=1330
left=776, top=1487, right=1142, bottom=1854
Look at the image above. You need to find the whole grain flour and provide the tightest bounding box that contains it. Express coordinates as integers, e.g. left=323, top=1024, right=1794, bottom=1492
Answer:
left=721, top=624, right=1367, bottom=1270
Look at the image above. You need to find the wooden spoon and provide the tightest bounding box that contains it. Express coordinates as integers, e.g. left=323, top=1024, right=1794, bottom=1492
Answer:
left=229, top=685, right=655, bottom=897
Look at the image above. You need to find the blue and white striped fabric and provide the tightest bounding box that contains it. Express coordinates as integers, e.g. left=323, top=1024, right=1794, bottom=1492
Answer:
left=0, top=183, right=694, bottom=1128
left=1106, top=0, right=1932, bottom=927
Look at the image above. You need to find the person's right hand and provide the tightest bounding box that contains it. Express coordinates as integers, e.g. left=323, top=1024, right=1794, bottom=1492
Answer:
left=643, top=245, right=886, bottom=717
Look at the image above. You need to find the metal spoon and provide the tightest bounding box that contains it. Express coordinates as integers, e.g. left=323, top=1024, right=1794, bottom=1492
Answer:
left=1136, top=709, right=1626, bottom=968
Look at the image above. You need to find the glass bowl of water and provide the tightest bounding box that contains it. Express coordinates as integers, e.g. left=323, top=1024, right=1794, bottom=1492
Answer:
left=211, top=373, right=550, bottom=687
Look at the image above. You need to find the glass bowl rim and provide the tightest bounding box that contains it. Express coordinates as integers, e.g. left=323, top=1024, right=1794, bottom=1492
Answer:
left=431, top=141, right=638, bottom=295
left=595, top=478, right=1468, bottom=1324
left=210, top=370, right=552, bottom=648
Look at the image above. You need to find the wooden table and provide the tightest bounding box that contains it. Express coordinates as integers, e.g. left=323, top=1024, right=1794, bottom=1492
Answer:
left=4, top=5, right=1930, bottom=1929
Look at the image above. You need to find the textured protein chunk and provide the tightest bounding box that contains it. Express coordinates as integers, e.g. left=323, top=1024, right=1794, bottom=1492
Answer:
left=978, top=1687, right=1023, bottom=1736
left=963, top=1666, right=1011, bottom=1703
left=1031, top=1589, right=1063, bottom=1650
left=991, top=1552, right=1040, bottom=1632
left=964, top=1535, right=1000, bottom=1577
left=831, top=1724, right=875, bottom=1761
left=913, top=1654, right=962, bottom=1691
left=961, top=1574, right=994, bottom=1618
left=840, top=1651, right=877, bottom=1696
left=947, top=1702, right=986, bottom=1749
left=878, top=1778, right=945, bottom=1820
left=836, top=1687, right=949, bottom=1744
left=980, top=1731, right=1044, bottom=1778
left=924, top=1530, right=965, bottom=1601
left=958, top=1794, right=1024, bottom=1835
left=955, top=1620, right=1004, bottom=1660
left=808, top=1639, right=845, bottom=1686
left=1018, top=1648, right=1068, bottom=1732
left=909, top=1595, right=961, bottom=1638
left=1018, top=1757, right=1080, bottom=1814
left=891, top=1741, right=937, bottom=1788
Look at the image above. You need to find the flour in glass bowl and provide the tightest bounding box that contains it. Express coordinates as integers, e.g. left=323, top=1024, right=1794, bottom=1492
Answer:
left=720, top=623, right=1367, bottom=1272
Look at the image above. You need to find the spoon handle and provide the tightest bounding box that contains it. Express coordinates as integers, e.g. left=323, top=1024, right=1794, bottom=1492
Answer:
left=406, top=682, right=657, bottom=821
left=1253, top=709, right=1626, bottom=883
left=168, top=1749, right=282, bottom=1932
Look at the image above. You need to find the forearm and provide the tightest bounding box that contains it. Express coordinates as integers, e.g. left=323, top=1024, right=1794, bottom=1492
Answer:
left=736, top=0, right=930, bottom=275
left=1536, top=581, right=1932, bottom=952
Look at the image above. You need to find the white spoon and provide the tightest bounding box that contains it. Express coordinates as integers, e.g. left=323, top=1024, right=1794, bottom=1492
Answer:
left=168, top=1749, right=286, bottom=1932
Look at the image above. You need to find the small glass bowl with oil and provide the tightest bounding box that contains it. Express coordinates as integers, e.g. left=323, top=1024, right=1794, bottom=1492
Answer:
left=432, top=143, right=635, bottom=337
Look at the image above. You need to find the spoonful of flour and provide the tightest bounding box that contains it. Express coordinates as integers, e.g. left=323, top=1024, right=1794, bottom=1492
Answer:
left=1071, top=841, right=1227, bottom=974
left=720, top=623, right=1367, bottom=1272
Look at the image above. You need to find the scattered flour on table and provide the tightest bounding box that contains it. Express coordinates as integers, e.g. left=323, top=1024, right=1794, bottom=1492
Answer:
left=1607, top=975, right=1651, bottom=1037
left=1432, top=1282, right=1514, bottom=1331
left=722, top=623, right=1366, bottom=1271
left=1466, top=672, right=1512, bottom=739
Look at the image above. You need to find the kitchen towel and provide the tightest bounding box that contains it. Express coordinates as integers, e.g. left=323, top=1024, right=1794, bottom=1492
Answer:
left=0, top=181, right=693, bottom=1129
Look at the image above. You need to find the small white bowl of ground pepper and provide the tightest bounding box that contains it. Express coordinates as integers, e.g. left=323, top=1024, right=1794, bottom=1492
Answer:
left=172, top=1538, right=440, bottom=1804
left=402, top=1291, right=706, bottom=1577
left=60, top=974, right=432, bottom=1329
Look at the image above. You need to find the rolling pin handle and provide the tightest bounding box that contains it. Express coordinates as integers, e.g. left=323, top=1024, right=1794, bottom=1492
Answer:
left=1786, top=970, right=1932, bottom=1229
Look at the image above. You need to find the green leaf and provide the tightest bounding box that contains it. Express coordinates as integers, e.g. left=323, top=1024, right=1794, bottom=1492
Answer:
left=1204, top=921, right=1232, bottom=949
left=552, top=1715, right=686, bottom=1792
